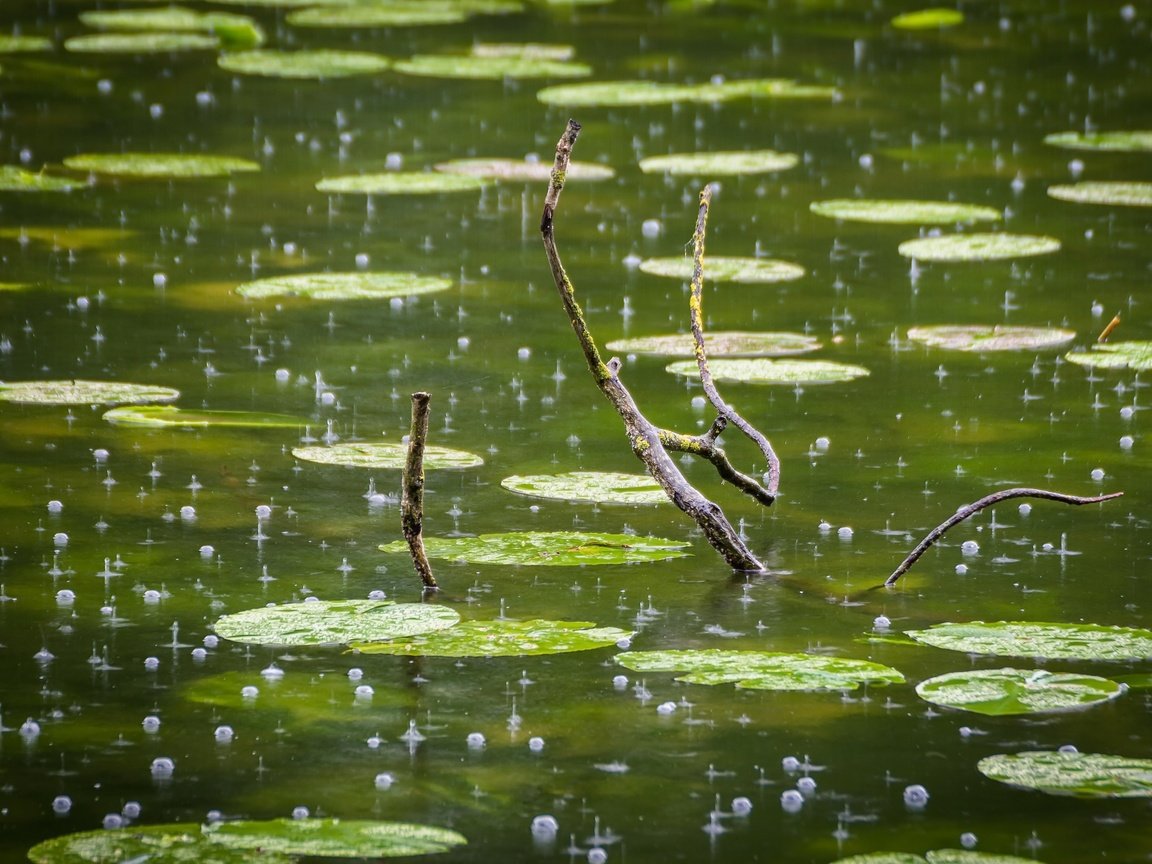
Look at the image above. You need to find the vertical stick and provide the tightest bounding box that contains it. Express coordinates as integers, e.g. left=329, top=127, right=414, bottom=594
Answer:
left=402, top=391, right=437, bottom=590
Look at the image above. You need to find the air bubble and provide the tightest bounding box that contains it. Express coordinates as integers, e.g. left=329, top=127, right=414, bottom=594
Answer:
left=903, top=784, right=929, bottom=809
left=52, top=795, right=72, bottom=814
left=142, top=715, right=161, bottom=733
left=731, top=797, right=752, bottom=816
left=150, top=757, right=175, bottom=779
left=529, top=736, right=545, bottom=752
left=531, top=814, right=559, bottom=836
left=47, top=500, right=63, bottom=514
left=467, top=732, right=486, bottom=749
left=780, top=790, right=804, bottom=812
left=1090, top=467, right=1105, bottom=481
left=374, top=772, right=395, bottom=790
left=214, top=725, right=234, bottom=743
left=292, top=806, right=309, bottom=820
left=1120, top=435, right=1134, bottom=450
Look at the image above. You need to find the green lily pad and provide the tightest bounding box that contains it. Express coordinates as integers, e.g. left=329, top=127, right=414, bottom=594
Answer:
left=236, top=272, right=452, bottom=300
left=351, top=618, right=632, bottom=657
left=294, top=442, right=483, bottom=469
left=0, top=282, right=29, bottom=291
left=907, top=325, right=1076, bottom=352
left=103, top=405, right=302, bottom=429
left=500, top=471, right=666, bottom=504
left=831, top=856, right=925, bottom=864
left=666, top=357, right=870, bottom=384
left=639, top=256, right=805, bottom=282
left=64, top=153, right=260, bottom=178
left=905, top=621, right=1152, bottom=661
left=316, top=172, right=485, bottom=195
left=915, top=668, right=1124, bottom=716
left=219, top=49, right=391, bottom=79
left=78, top=7, right=265, bottom=48
left=434, top=157, right=614, bottom=181
left=977, top=751, right=1152, bottom=798
left=214, top=599, right=461, bottom=646
left=0, top=166, right=84, bottom=192
left=379, top=531, right=690, bottom=565
left=0, top=226, right=134, bottom=250
left=0, top=380, right=180, bottom=406
left=64, top=33, right=220, bottom=54
left=1047, top=181, right=1152, bottom=207
left=891, top=8, right=964, bottom=29
left=537, top=78, right=836, bottom=107
left=183, top=669, right=406, bottom=722
left=27, top=824, right=296, bottom=864
left=925, top=851, right=1039, bottom=864
left=1065, top=340, right=1152, bottom=371
left=471, top=42, right=575, bottom=60
left=0, top=36, right=53, bottom=53
left=615, top=649, right=905, bottom=691
left=898, top=233, right=1061, bottom=261
left=286, top=2, right=521, bottom=28
left=205, top=819, right=467, bottom=857
left=607, top=331, right=819, bottom=357
left=1044, top=131, right=1152, bottom=152
left=395, top=54, right=591, bottom=80
left=638, top=150, right=798, bottom=176
left=810, top=199, right=1000, bottom=224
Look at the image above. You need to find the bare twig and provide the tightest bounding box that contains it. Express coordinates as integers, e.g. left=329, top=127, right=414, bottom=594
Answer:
left=885, top=487, right=1124, bottom=586
left=402, top=391, right=437, bottom=590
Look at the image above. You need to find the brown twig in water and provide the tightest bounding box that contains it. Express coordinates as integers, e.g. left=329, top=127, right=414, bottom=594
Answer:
left=1097, top=313, right=1121, bottom=343
left=401, top=391, right=437, bottom=590
left=885, top=487, right=1124, bottom=586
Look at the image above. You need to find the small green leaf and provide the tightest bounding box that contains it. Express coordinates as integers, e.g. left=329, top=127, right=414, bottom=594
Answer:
left=891, top=8, right=964, bottom=29
left=79, top=7, right=265, bottom=48
left=103, top=405, right=302, bottom=429
left=666, top=357, right=870, bottom=384
left=236, top=271, right=452, bottom=300
left=898, top=233, right=1061, bottom=261
left=908, top=325, right=1076, bottom=352
left=394, top=54, right=591, bottom=80
left=0, top=165, right=84, bottom=192
left=204, top=818, right=467, bottom=857
left=294, top=442, right=483, bottom=469
left=977, top=751, right=1152, bottom=798
left=500, top=471, right=667, bottom=504
left=537, top=78, right=836, bottom=107
left=831, top=856, right=925, bottom=864
left=810, top=199, right=1000, bottom=225
left=0, top=226, right=133, bottom=250
left=219, top=50, right=391, bottom=79
left=471, top=42, right=575, bottom=60
left=606, top=331, right=820, bottom=357
left=1044, top=130, right=1152, bottom=152
left=286, top=1, right=522, bottom=27
left=28, top=824, right=296, bottom=864
left=64, top=33, right=220, bottom=53
left=213, top=599, right=460, bottom=646
left=434, top=158, right=613, bottom=181
left=616, top=649, right=905, bottom=691
left=1048, top=181, right=1152, bottom=207
left=64, top=153, right=260, bottom=178
left=1065, top=340, right=1152, bottom=371
left=905, top=621, right=1152, bottom=661
left=639, top=150, right=798, bottom=176
left=0, top=35, right=53, bottom=53
left=316, top=172, right=486, bottom=195
left=915, top=668, right=1124, bottom=716
left=351, top=618, right=632, bottom=657
left=926, top=850, right=1053, bottom=864
left=0, top=380, right=180, bottom=406
left=639, top=256, right=805, bottom=282
left=380, top=531, right=690, bottom=565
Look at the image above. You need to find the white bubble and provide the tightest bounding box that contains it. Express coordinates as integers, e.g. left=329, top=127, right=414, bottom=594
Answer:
left=180, top=505, right=196, bottom=520
left=1058, top=743, right=1079, bottom=754
left=374, top=772, right=395, bottom=790
left=529, top=736, right=545, bottom=752
left=52, top=795, right=72, bottom=814
left=1018, top=503, right=1032, bottom=516
left=367, top=589, right=386, bottom=600
left=782, top=755, right=801, bottom=771
left=355, top=253, right=370, bottom=268
left=143, top=589, right=161, bottom=604
left=818, top=520, right=832, bottom=533
left=731, top=796, right=752, bottom=816
left=385, top=152, right=403, bottom=169
left=320, top=391, right=337, bottom=406
left=1120, top=405, right=1135, bottom=420
left=199, top=545, right=215, bottom=558
left=56, top=589, right=76, bottom=605
left=47, top=500, right=63, bottom=514
left=641, top=218, right=663, bottom=238
left=214, top=725, right=234, bottom=743
left=814, top=436, right=830, bottom=451
left=206, top=810, right=223, bottom=824
left=837, top=526, right=854, bottom=540
left=858, top=153, right=874, bottom=170
left=103, top=813, right=124, bottom=829
left=588, top=848, right=608, bottom=864
left=153, top=273, right=167, bottom=289
left=656, top=701, right=677, bottom=715
left=615, top=636, right=632, bottom=649
left=780, top=790, right=804, bottom=812
left=903, top=784, right=929, bottom=809
left=457, top=336, right=470, bottom=350
left=1120, top=435, right=1135, bottom=450
left=1090, top=467, right=1105, bottom=481
left=467, top=732, right=486, bottom=748
left=191, top=647, right=208, bottom=661
left=796, top=776, right=817, bottom=795
left=960, top=832, right=978, bottom=849
left=53, top=532, right=68, bottom=546
left=355, top=684, right=374, bottom=698
left=203, top=635, right=219, bottom=648
left=122, top=801, right=141, bottom=819
left=292, top=806, right=309, bottom=820
left=517, top=347, right=531, bottom=360
left=275, top=368, right=291, bottom=382
left=955, top=563, right=969, bottom=576
left=366, top=735, right=383, bottom=749
left=612, top=675, right=629, bottom=690
left=622, top=253, right=642, bottom=270
left=142, top=715, right=161, bottom=733
left=241, top=686, right=259, bottom=699
left=961, top=540, right=979, bottom=555
left=93, top=448, right=110, bottom=462
left=144, top=656, right=160, bottom=670
left=150, top=757, right=175, bottom=778
left=255, top=504, right=272, bottom=519
left=347, top=667, right=364, bottom=680
left=873, top=614, right=891, bottom=630
left=20, top=718, right=41, bottom=738
left=260, top=664, right=284, bottom=680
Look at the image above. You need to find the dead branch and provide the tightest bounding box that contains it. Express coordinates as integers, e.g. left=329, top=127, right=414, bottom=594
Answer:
left=401, top=391, right=437, bottom=590
left=885, top=487, right=1124, bottom=586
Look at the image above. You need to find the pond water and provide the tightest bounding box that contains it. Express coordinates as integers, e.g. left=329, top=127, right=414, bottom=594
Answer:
left=1, top=0, right=1150, bottom=861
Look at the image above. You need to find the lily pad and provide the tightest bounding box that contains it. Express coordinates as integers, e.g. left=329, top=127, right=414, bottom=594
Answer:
left=1043, top=131, right=1152, bottom=152
left=0, top=226, right=134, bottom=250
left=606, top=331, right=820, bottom=357
left=183, top=670, right=406, bottom=722
left=293, top=442, right=483, bottom=469
left=78, top=7, right=265, bottom=48
left=64, top=153, right=260, bottom=178
left=286, top=2, right=521, bottom=28
left=810, top=199, right=1000, bottom=224
left=0, top=166, right=84, bottom=192
left=925, top=852, right=1039, bottom=864
left=0, top=36, right=52, bottom=53
left=103, top=405, right=302, bottom=429
left=915, top=668, right=1124, bottom=716
left=204, top=818, right=467, bottom=857
left=472, top=42, right=575, bottom=60
left=27, top=824, right=295, bottom=864
left=615, top=649, right=905, bottom=691
left=434, top=157, right=614, bottom=181
left=64, top=33, right=220, bottom=54
left=898, top=233, right=1061, bottom=261
left=236, top=272, right=452, bottom=300
left=1065, top=341, right=1152, bottom=371
left=905, top=621, right=1152, bottom=661
left=219, top=50, right=391, bottom=79
left=537, top=78, right=836, bottom=107
left=316, top=172, right=485, bottom=195
left=213, top=599, right=460, bottom=646
left=666, top=358, right=870, bottom=384
left=351, top=618, right=632, bottom=657
left=639, top=256, right=805, bottom=282
left=394, top=54, right=591, bottom=80
left=638, top=150, right=798, bottom=176
left=0, top=380, right=180, bottom=406
left=379, top=531, right=690, bottom=565
left=500, top=471, right=666, bottom=504
left=1047, top=181, right=1152, bottom=207
left=831, top=856, right=925, bottom=864
left=977, top=751, right=1152, bottom=798
left=907, top=325, right=1076, bottom=352
left=891, top=8, right=964, bottom=29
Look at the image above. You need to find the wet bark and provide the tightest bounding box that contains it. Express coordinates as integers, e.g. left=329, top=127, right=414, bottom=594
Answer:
left=401, top=391, right=437, bottom=590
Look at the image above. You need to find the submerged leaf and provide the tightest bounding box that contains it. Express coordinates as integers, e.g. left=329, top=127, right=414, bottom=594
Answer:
left=352, top=618, right=632, bottom=656
left=500, top=471, right=667, bottom=504
left=1047, top=181, right=1152, bottom=207
left=471, top=42, right=575, bottom=60
left=898, top=233, right=1061, bottom=261
left=1065, top=341, right=1152, bottom=371
left=0, top=165, right=84, bottom=192
left=0, top=35, right=53, bottom=53
left=28, top=824, right=295, bottom=864
left=395, top=54, right=591, bottom=79
left=434, top=157, right=614, bottom=181
left=316, top=172, right=485, bottom=195
left=915, top=668, right=1124, bottom=716
left=219, top=49, right=391, bottom=79
left=293, top=442, right=483, bottom=469
left=1044, top=131, right=1152, bottom=152
left=905, top=621, right=1152, bottom=660
left=616, top=649, right=905, bottom=691
left=236, top=271, right=451, bottom=300
left=810, top=199, right=1000, bottom=224
left=213, top=599, right=460, bottom=646
left=64, top=153, right=260, bottom=178
left=606, top=331, right=820, bottom=357
left=379, top=531, right=690, bottom=565
left=64, top=33, right=220, bottom=53
left=666, top=357, right=870, bottom=384
left=891, top=8, right=964, bottom=29
left=103, top=405, right=302, bottom=429
left=639, top=150, right=798, bottom=175
left=639, top=256, right=805, bottom=282
left=183, top=670, right=407, bottom=722
left=907, top=325, right=1076, bottom=352
left=537, top=78, right=835, bottom=107
left=286, top=5, right=468, bottom=26
left=204, top=818, right=467, bottom=857
left=0, top=380, right=180, bottom=406
left=977, top=751, right=1152, bottom=798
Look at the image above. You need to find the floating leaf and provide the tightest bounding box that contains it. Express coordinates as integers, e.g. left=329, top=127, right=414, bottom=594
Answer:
left=1047, top=181, right=1152, bottom=207
left=183, top=670, right=407, bottom=722
left=236, top=271, right=452, bottom=300
left=606, top=331, right=820, bottom=357
left=219, top=49, right=390, bottom=79
left=0, top=35, right=52, bottom=53
left=898, top=233, right=1061, bottom=261
left=316, top=172, right=485, bottom=195
left=286, top=2, right=522, bottom=28
left=977, top=751, right=1152, bottom=798
left=666, top=357, right=870, bottom=384
left=213, top=599, right=460, bottom=646
left=0, top=282, right=29, bottom=291
left=0, top=166, right=84, bottom=192
left=925, top=851, right=1039, bottom=864
left=500, top=471, right=667, bottom=504
left=905, top=621, right=1152, bottom=661
left=810, top=199, right=1000, bottom=224
left=64, top=33, right=220, bottom=53
left=293, top=442, right=483, bottom=469
left=907, top=325, right=1076, bottom=352
left=615, top=649, right=905, bottom=691
left=0, top=380, right=180, bottom=406
left=0, top=226, right=134, bottom=250
left=537, top=78, right=835, bottom=107
left=205, top=819, right=467, bottom=857
left=103, top=405, right=302, bottom=429
left=64, top=153, right=260, bottom=178
left=891, top=8, right=964, bottom=29
left=78, top=7, right=265, bottom=48
left=351, top=618, right=632, bottom=657
left=915, top=668, right=1124, bottom=716
left=639, top=256, right=805, bottom=282
left=1043, top=131, right=1152, bottom=152
left=434, top=157, right=614, bottom=181
left=831, top=856, right=925, bottom=864
left=379, top=531, right=690, bottom=565
left=28, top=824, right=296, bottom=864
left=1065, top=340, right=1152, bottom=371
left=472, top=42, right=575, bottom=60
left=395, top=54, right=591, bottom=80
left=639, top=150, right=798, bottom=176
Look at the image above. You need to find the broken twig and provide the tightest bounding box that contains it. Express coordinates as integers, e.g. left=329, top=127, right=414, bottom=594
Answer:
left=402, top=391, right=437, bottom=590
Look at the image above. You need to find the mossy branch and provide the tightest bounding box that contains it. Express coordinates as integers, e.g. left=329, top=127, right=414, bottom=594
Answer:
left=401, top=391, right=437, bottom=590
